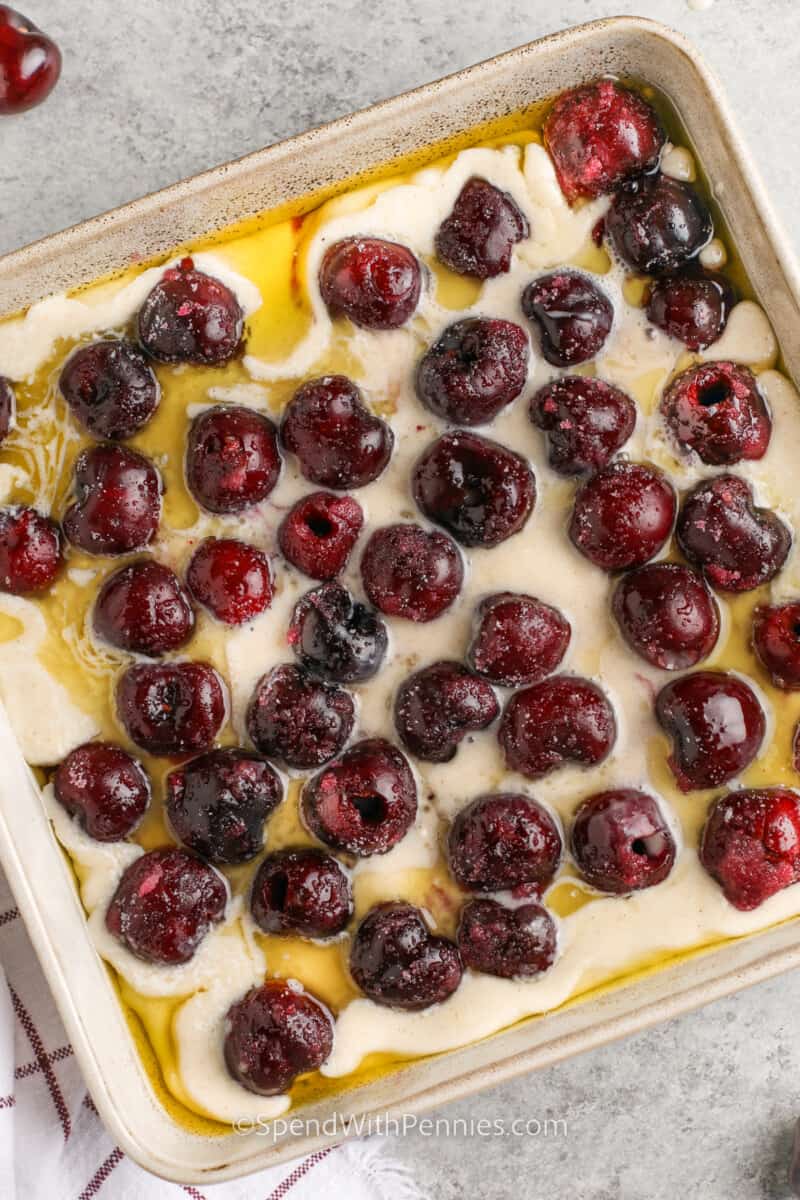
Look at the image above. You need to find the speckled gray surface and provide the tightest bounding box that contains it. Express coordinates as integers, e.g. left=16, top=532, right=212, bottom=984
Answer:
left=4, top=2, right=800, bottom=1197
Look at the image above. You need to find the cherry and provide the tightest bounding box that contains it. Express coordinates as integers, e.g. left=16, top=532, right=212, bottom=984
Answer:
left=350, top=902, right=462, bottom=1010
left=247, top=663, right=354, bottom=770
left=413, top=430, right=535, bottom=549
left=105, top=847, right=227, bottom=965
left=250, top=848, right=353, bottom=939
left=646, top=271, right=733, bottom=351
left=447, top=792, right=562, bottom=892
left=394, top=661, right=499, bottom=763
left=288, top=581, right=387, bottom=684
left=468, top=593, right=570, bottom=687
left=529, top=376, right=636, bottom=476
left=0, top=6, right=61, bottom=115
left=607, top=174, right=712, bottom=274
left=752, top=603, right=800, bottom=690
left=53, top=741, right=149, bottom=842
left=59, top=340, right=160, bottom=440
left=0, top=377, right=14, bottom=444
left=187, top=538, right=272, bottom=626
left=281, top=376, right=393, bottom=490
left=499, top=675, right=616, bottom=779
left=361, top=523, right=463, bottom=622
left=700, top=788, right=800, bottom=911
left=571, top=789, right=676, bottom=894
left=137, top=258, right=243, bottom=365
left=319, top=237, right=421, bottom=330
left=569, top=461, right=676, bottom=571
left=458, top=898, right=557, bottom=979
left=434, top=177, right=528, bottom=278
left=301, top=737, right=417, bottom=857
left=660, top=361, right=771, bottom=466
left=612, top=562, right=719, bottom=671
left=677, top=475, right=791, bottom=592
left=93, top=560, right=194, bottom=656
left=116, top=661, right=227, bottom=756
left=521, top=270, right=613, bottom=367
left=224, top=981, right=333, bottom=1095
left=415, top=317, right=529, bottom=426
left=0, top=506, right=61, bottom=594
left=278, top=491, right=363, bottom=580
left=186, top=405, right=280, bottom=514
left=63, top=444, right=162, bottom=556
left=656, top=670, right=766, bottom=791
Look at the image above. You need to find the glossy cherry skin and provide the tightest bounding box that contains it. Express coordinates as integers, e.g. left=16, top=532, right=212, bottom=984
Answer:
left=0, top=6, right=61, bottom=114
left=186, top=405, right=280, bottom=514
left=224, top=981, right=333, bottom=1095
left=752, top=603, right=800, bottom=690
left=655, top=670, right=766, bottom=792
left=350, top=902, right=462, bottom=1010
left=105, top=847, right=227, bottom=965
left=319, top=237, right=421, bottom=330
left=93, top=560, right=194, bottom=656
left=187, top=538, right=272, bottom=626
left=646, top=271, right=733, bottom=351
left=0, top=377, right=13, bottom=444
left=700, top=788, right=800, bottom=911
left=468, top=592, right=570, bottom=687
left=59, top=340, right=160, bottom=439
left=415, top=317, right=529, bottom=426
left=361, top=523, right=463, bottom=622
left=521, top=271, right=613, bottom=368
left=458, top=898, right=557, bottom=979
left=612, top=562, right=719, bottom=671
left=530, top=376, right=636, bottom=477
left=571, top=789, right=676, bottom=895
left=569, top=461, right=676, bottom=571
left=288, top=581, right=387, bottom=684
left=394, top=661, right=499, bottom=764
left=0, top=506, right=61, bottom=594
left=53, top=741, right=150, bottom=842
left=246, top=663, right=354, bottom=770
left=301, top=737, right=417, bottom=857
left=250, top=848, right=353, bottom=939
left=281, top=376, right=393, bottom=490
left=278, top=491, right=363, bottom=580
left=447, top=792, right=562, bottom=892
left=137, top=258, right=244, bottom=365
left=677, top=475, right=791, bottom=593
left=64, top=444, right=162, bottom=556
left=434, top=177, right=529, bottom=278
left=499, top=676, right=616, bottom=780
left=660, top=361, right=771, bottom=466
left=116, top=661, right=227, bottom=756
left=607, top=174, right=712, bottom=275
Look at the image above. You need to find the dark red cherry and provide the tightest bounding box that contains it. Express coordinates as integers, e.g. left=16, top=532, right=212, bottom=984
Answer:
left=655, top=670, right=766, bottom=791
left=415, top=317, right=529, bottom=426
left=186, top=405, right=280, bottom=514
left=700, top=788, right=800, bottom=911
left=569, top=461, right=676, bottom=571
left=607, top=174, right=712, bottom=275
left=350, top=902, right=462, bottom=1010
left=319, top=237, right=421, bottom=329
left=63, top=444, right=161, bottom=556
left=361, top=523, right=463, bottom=622
left=521, top=270, right=613, bottom=367
left=224, top=981, right=333, bottom=1095
left=166, top=747, right=281, bottom=866
left=288, top=581, right=387, bottom=684
left=281, top=376, right=393, bottom=490
left=187, top=537, right=272, bottom=626
left=279, top=491, right=363, bottom=580
left=247, top=663, right=354, bottom=769
left=499, top=676, right=616, bottom=779
left=0, top=505, right=61, bottom=594
left=301, top=737, right=417, bottom=856
left=677, top=474, right=791, bottom=592
left=116, top=661, right=227, bottom=756
left=53, top=741, right=149, bottom=842
left=468, top=593, right=570, bottom=687
left=0, top=376, right=15, bottom=444
left=458, top=898, right=557, bottom=979
left=105, top=847, right=227, bottom=964
left=394, top=661, right=499, bottom=763
left=612, top=562, right=719, bottom=670
left=59, top=340, right=159, bottom=439
left=0, top=6, right=61, bottom=115
left=660, top=361, right=771, bottom=466
left=93, top=560, right=194, bottom=656
left=434, top=177, right=528, bottom=278
left=530, top=375, right=636, bottom=476
left=543, top=79, right=664, bottom=203
left=137, top=258, right=243, bottom=365
left=571, top=789, right=676, bottom=895
left=250, top=848, right=353, bottom=938
left=752, top=603, right=800, bottom=690
left=447, top=792, right=562, bottom=892
left=646, top=272, right=733, bottom=351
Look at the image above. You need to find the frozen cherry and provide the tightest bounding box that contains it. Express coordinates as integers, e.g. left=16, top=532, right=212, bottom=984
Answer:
left=434, top=177, right=528, bottom=278
left=0, top=505, right=61, bottom=594
left=224, top=981, right=333, bottom=1095
left=394, top=661, right=499, bottom=763
left=0, top=377, right=14, bottom=444
left=569, top=461, right=675, bottom=571
left=93, top=560, right=194, bottom=656
left=530, top=376, right=636, bottom=476
left=415, top=317, right=528, bottom=426
left=753, top=603, right=800, bottom=690
left=166, top=747, right=281, bottom=866
left=63, top=444, right=161, bottom=556
left=281, top=376, right=393, bottom=490
left=661, top=361, right=771, bottom=466
left=301, top=737, right=417, bottom=856
left=288, top=581, right=387, bottom=684
left=612, top=562, right=719, bottom=671
left=361, top=523, right=463, bottom=622
left=458, top=898, right=557, bottom=979
left=186, top=405, right=280, bottom=514
left=53, top=741, right=149, bottom=842
left=319, top=237, right=421, bottom=329
left=656, top=670, right=766, bottom=791
left=187, top=537, right=272, bottom=626
left=251, top=848, right=352, bottom=938
left=499, top=676, right=616, bottom=779
left=468, top=592, right=570, bottom=687
left=59, top=340, right=159, bottom=439
left=105, top=846, right=227, bottom=964
left=279, top=491, right=363, bottom=580
left=571, top=789, right=676, bottom=895
left=521, top=271, right=613, bottom=367
left=607, top=174, right=712, bottom=275
left=350, top=902, right=462, bottom=1010
left=677, top=475, right=791, bottom=592
left=447, top=792, right=562, bottom=891
left=0, top=5, right=61, bottom=115
left=700, top=787, right=800, bottom=911
left=247, top=663, right=354, bottom=769
left=116, top=661, right=227, bottom=756
left=646, top=272, right=733, bottom=351
left=137, top=258, right=243, bottom=365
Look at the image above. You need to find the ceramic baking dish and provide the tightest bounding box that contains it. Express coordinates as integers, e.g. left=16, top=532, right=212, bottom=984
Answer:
left=1, top=15, right=799, bottom=1184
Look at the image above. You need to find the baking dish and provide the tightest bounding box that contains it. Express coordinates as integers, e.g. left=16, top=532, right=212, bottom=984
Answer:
left=1, top=15, right=799, bottom=1183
